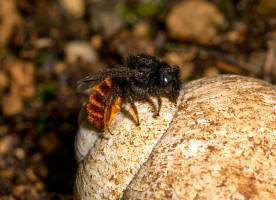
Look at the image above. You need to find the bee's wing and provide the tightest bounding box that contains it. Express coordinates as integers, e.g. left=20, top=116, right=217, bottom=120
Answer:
left=76, top=78, right=102, bottom=93
left=76, top=67, right=141, bottom=92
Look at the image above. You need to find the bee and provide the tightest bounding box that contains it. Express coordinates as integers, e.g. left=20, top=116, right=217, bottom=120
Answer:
left=77, top=54, right=181, bottom=133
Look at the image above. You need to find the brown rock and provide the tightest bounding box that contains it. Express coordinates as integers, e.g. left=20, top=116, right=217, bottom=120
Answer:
left=74, top=75, right=276, bottom=200
left=216, top=60, right=242, bottom=74
left=0, top=135, right=18, bottom=154
left=38, top=132, right=61, bottom=155
left=203, top=66, right=220, bottom=77
left=259, top=0, right=276, bottom=18
left=0, top=70, right=8, bottom=91
left=60, top=0, right=85, bottom=18
left=90, top=35, right=103, bottom=49
left=90, top=2, right=124, bottom=38
left=0, top=196, right=15, bottom=200
left=8, top=60, right=35, bottom=99
left=166, top=0, right=224, bottom=45
left=133, top=22, right=150, bottom=37
left=12, top=185, right=26, bottom=197
left=1, top=94, right=23, bottom=116
left=65, top=41, right=98, bottom=64
left=0, top=0, right=21, bottom=45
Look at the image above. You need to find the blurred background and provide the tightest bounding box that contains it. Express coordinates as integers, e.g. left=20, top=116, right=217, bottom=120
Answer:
left=0, top=0, right=276, bottom=199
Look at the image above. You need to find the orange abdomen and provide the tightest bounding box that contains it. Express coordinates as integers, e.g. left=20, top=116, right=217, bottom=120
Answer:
left=87, top=77, right=114, bottom=130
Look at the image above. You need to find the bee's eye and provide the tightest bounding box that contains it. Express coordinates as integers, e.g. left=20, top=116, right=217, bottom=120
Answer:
left=164, top=77, right=168, bottom=84
left=161, top=75, right=170, bottom=86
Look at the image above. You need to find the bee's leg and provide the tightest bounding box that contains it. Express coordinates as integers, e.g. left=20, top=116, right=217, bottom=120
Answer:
left=127, top=91, right=139, bottom=126
left=152, top=91, right=161, bottom=117
left=104, top=88, right=122, bottom=135
left=130, top=102, right=139, bottom=126
left=104, top=95, right=113, bottom=135
left=156, top=93, right=161, bottom=117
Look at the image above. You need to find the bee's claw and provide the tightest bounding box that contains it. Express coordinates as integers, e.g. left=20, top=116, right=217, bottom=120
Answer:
left=107, top=128, right=113, bottom=135
left=99, top=133, right=109, bottom=140
left=153, top=111, right=160, bottom=118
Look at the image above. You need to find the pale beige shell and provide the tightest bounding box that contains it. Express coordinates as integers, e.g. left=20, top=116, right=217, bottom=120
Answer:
left=74, top=75, right=276, bottom=200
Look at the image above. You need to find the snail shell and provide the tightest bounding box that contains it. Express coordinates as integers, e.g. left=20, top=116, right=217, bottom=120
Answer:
left=74, top=75, right=276, bottom=200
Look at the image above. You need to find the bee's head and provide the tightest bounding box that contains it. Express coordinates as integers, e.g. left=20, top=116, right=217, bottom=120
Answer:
left=126, top=54, right=181, bottom=101
left=158, top=63, right=181, bottom=102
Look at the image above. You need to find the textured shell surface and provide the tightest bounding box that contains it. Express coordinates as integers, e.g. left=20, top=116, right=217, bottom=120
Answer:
left=75, top=75, right=276, bottom=200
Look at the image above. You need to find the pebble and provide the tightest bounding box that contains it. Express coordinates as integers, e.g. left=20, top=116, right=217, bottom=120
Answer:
left=8, top=61, right=35, bottom=99
left=90, top=35, right=103, bottom=49
left=0, top=126, right=8, bottom=135
left=216, top=60, right=242, bottom=74
left=12, top=185, right=26, bottom=197
left=1, top=94, right=23, bottom=116
left=90, top=3, right=124, bottom=38
left=133, top=21, right=150, bottom=37
left=65, top=41, right=98, bottom=64
left=54, top=62, right=67, bottom=75
left=0, top=70, right=8, bottom=91
left=222, top=22, right=247, bottom=43
left=38, top=132, right=60, bottom=155
left=60, top=0, right=85, bottom=18
left=26, top=168, right=38, bottom=181
left=259, top=0, right=276, bottom=18
left=0, top=135, right=17, bottom=154
left=0, top=0, right=22, bottom=45
left=14, top=148, right=25, bottom=160
left=166, top=0, right=224, bottom=44
left=203, top=67, right=220, bottom=77
left=248, top=51, right=266, bottom=74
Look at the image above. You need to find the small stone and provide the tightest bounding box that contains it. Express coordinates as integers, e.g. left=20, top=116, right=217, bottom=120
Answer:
left=259, top=0, right=276, bottom=18
left=90, top=3, right=124, bottom=38
left=34, top=38, right=54, bottom=49
left=12, top=185, right=26, bottom=197
left=222, top=22, right=247, bottom=43
left=8, top=60, right=35, bottom=99
left=0, top=126, right=8, bottom=135
left=216, top=60, right=242, bottom=74
left=34, top=181, right=45, bottom=191
left=54, top=62, right=67, bottom=74
left=14, top=148, right=25, bottom=160
left=90, top=35, right=103, bottom=49
left=248, top=51, right=266, bottom=74
left=38, top=132, right=60, bottom=155
left=1, top=94, right=23, bottom=116
left=0, top=71, right=8, bottom=91
left=35, top=164, right=49, bottom=178
left=0, top=0, right=22, bottom=45
left=26, top=168, right=37, bottom=181
left=133, top=22, right=150, bottom=37
left=65, top=41, right=98, bottom=64
left=0, top=196, right=15, bottom=200
left=166, top=0, right=224, bottom=44
left=0, top=168, right=14, bottom=178
left=203, top=67, right=220, bottom=77
left=60, top=0, right=85, bottom=18
left=0, top=135, right=18, bottom=154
